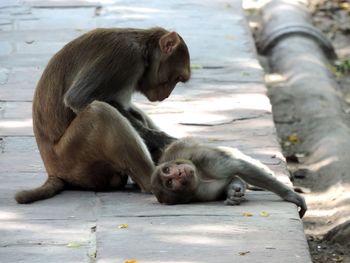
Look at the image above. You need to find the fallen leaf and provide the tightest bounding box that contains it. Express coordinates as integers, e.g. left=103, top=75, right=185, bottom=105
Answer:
left=66, top=243, right=81, bottom=248
left=124, top=260, right=139, bottom=263
left=118, top=224, right=129, bottom=229
left=260, top=211, right=269, bottom=217
left=239, top=251, right=250, bottom=256
left=190, top=63, right=203, bottom=69
left=340, top=2, right=350, bottom=10
left=287, top=133, right=299, bottom=144
left=243, top=213, right=253, bottom=217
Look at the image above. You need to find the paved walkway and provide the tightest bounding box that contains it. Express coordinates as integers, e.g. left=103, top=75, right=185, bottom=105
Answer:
left=0, top=0, right=312, bottom=262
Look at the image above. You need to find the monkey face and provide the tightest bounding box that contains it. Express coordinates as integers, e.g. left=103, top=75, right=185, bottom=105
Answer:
left=151, top=160, right=198, bottom=204
left=139, top=34, right=191, bottom=102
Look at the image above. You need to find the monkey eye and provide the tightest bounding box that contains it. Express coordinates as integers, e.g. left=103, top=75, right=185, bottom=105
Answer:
left=165, top=179, right=173, bottom=188
left=162, top=166, right=170, bottom=174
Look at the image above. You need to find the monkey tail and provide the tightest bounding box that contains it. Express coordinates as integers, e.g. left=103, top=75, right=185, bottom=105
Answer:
left=15, top=176, right=65, bottom=204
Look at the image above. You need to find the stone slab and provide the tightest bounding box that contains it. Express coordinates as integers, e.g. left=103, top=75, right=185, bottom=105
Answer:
left=96, top=213, right=310, bottom=263
left=0, top=101, right=33, bottom=136
left=0, top=246, right=89, bottom=263
left=96, top=191, right=300, bottom=218
left=0, top=220, right=94, bottom=246
left=0, top=172, right=99, bottom=221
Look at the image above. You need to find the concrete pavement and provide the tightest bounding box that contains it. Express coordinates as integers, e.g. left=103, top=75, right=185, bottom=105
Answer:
left=0, top=0, right=312, bottom=262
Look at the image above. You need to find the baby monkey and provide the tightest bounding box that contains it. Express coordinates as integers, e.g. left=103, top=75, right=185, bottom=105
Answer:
left=151, top=138, right=307, bottom=217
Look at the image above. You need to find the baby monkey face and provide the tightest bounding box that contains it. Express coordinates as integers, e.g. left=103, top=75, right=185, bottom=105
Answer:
left=158, top=160, right=196, bottom=191
left=151, top=159, right=198, bottom=204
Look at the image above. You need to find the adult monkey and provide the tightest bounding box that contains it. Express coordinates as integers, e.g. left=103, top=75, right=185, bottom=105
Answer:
left=151, top=138, right=307, bottom=218
left=15, top=27, right=190, bottom=204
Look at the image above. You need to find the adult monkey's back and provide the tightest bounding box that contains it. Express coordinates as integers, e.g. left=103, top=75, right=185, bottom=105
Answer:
left=15, top=27, right=191, bottom=204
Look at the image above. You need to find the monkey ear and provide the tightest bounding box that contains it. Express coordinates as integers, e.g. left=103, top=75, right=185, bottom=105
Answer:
left=159, top=32, right=181, bottom=55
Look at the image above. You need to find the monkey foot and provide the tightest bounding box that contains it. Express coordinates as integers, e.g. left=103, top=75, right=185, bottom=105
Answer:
left=224, top=184, right=246, bottom=206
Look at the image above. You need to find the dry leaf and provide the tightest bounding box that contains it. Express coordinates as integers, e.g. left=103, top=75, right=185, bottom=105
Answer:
left=260, top=211, right=269, bottom=217
left=190, top=64, right=203, bottom=69
left=340, top=2, right=350, bottom=10
left=66, top=243, right=81, bottom=248
left=239, top=251, right=250, bottom=256
left=287, top=133, right=299, bottom=144
left=118, top=224, right=129, bottom=229
left=243, top=213, right=253, bottom=217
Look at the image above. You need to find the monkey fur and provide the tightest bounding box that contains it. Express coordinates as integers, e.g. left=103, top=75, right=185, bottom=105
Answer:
left=151, top=138, right=307, bottom=218
left=15, top=27, right=190, bottom=204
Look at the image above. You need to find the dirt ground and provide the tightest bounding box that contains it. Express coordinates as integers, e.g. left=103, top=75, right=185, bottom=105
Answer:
left=244, top=0, right=350, bottom=262
left=303, top=1, right=350, bottom=261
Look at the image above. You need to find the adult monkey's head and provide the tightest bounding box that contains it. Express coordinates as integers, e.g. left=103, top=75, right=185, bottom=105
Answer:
left=138, top=29, right=191, bottom=102
left=151, top=159, right=198, bottom=204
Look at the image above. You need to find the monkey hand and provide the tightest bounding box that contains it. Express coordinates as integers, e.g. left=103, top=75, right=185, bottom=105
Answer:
left=282, top=191, right=307, bottom=218
left=224, top=183, right=246, bottom=206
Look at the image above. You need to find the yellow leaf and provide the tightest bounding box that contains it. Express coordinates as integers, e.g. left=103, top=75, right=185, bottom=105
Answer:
left=118, top=224, right=129, bottom=229
left=243, top=213, right=253, bottom=217
left=66, top=243, right=81, bottom=248
left=287, top=133, right=299, bottom=144
left=190, top=64, right=203, bottom=69
left=124, top=260, right=139, bottom=263
left=260, top=211, right=269, bottom=217
left=340, top=2, right=350, bottom=10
